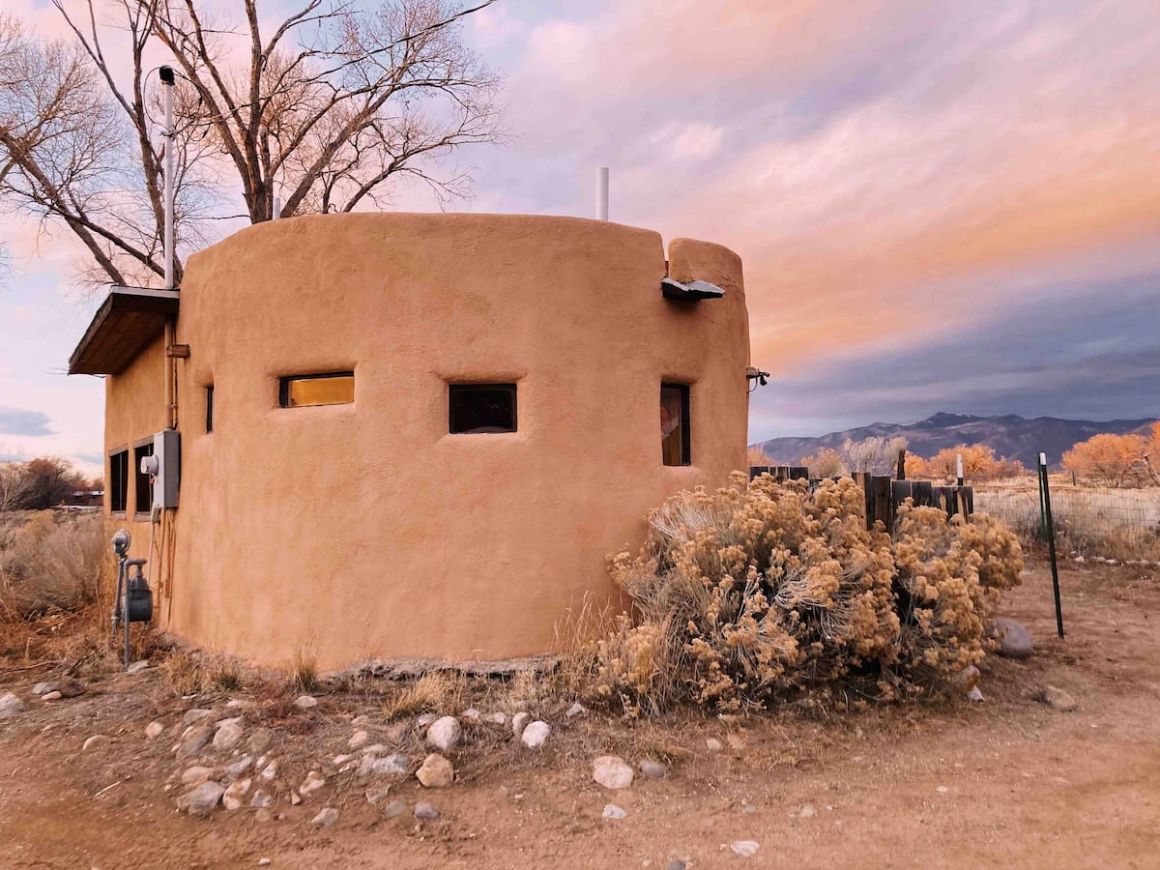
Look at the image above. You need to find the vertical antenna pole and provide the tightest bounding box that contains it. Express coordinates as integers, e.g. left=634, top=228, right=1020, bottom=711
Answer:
left=160, top=66, right=175, bottom=289
left=596, top=167, right=609, bottom=221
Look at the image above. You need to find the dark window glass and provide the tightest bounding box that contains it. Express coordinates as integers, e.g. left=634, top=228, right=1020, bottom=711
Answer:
left=279, top=371, right=355, bottom=407
left=661, top=383, right=691, bottom=466
left=109, top=450, right=129, bottom=513
left=206, top=385, right=214, bottom=433
left=134, top=442, right=154, bottom=514
left=449, top=384, right=517, bottom=434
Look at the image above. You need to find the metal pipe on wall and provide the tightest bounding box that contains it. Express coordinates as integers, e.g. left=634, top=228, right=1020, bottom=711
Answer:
left=596, top=167, right=609, bottom=221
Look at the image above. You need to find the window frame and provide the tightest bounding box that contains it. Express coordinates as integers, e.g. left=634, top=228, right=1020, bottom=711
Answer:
left=133, top=438, right=155, bottom=516
left=278, top=370, right=355, bottom=408
left=448, top=382, right=518, bottom=435
left=205, top=384, right=214, bottom=433
left=109, top=448, right=129, bottom=515
left=660, top=382, right=692, bottom=467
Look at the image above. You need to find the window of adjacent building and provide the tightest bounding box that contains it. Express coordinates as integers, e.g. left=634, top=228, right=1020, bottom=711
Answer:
left=109, top=449, right=129, bottom=513
left=279, top=371, right=355, bottom=408
left=449, top=383, right=517, bottom=434
left=205, top=385, right=214, bottom=433
left=134, top=441, right=154, bottom=515
left=660, top=383, right=691, bottom=466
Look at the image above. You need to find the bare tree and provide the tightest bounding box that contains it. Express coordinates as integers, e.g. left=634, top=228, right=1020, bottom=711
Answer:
left=0, top=1, right=500, bottom=288
left=841, top=436, right=909, bottom=476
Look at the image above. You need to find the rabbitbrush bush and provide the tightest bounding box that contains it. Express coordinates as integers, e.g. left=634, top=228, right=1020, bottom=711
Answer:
left=596, top=474, right=1022, bottom=714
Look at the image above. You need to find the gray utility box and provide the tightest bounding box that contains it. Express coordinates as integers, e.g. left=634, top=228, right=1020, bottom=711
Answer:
left=152, top=429, right=181, bottom=509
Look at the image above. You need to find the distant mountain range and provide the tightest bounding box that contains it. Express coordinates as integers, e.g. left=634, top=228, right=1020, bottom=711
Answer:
left=751, top=412, right=1158, bottom=469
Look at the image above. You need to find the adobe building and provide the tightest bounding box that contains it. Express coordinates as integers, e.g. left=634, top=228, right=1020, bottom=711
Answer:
left=69, top=213, right=752, bottom=669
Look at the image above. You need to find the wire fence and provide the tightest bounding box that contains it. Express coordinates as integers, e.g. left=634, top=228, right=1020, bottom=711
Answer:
left=974, top=480, right=1160, bottom=563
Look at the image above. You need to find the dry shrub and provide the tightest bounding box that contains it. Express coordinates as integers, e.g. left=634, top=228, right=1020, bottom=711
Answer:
left=163, top=649, right=245, bottom=696
left=382, top=672, right=461, bottom=721
left=0, top=511, right=105, bottom=618
left=595, top=474, right=1022, bottom=715
left=285, top=649, right=320, bottom=694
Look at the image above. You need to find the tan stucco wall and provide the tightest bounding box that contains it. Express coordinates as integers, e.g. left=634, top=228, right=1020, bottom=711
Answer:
left=106, top=213, right=750, bottom=669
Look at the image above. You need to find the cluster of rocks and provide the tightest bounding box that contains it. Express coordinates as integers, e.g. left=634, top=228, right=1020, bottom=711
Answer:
left=1073, top=555, right=1160, bottom=568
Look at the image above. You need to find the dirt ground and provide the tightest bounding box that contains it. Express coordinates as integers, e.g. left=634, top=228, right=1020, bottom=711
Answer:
left=1, top=559, right=1158, bottom=869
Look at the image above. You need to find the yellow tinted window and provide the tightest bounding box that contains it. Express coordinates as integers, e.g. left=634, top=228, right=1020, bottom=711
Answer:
left=281, top=373, right=354, bottom=407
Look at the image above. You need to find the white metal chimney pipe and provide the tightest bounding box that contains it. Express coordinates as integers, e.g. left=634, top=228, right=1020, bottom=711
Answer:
left=596, top=166, right=609, bottom=221
left=160, top=66, right=175, bottom=289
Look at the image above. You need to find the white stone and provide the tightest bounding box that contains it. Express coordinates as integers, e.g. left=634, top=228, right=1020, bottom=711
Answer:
left=639, top=759, right=668, bottom=779
left=0, top=693, right=26, bottom=720
left=360, top=743, right=387, bottom=755
left=293, top=695, right=318, bottom=709
left=416, top=753, right=454, bottom=788
left=602, top=803, right=627, bottom=820
left=967, top=686, right=985, bottom=702
left=225, top=755, right=254, bottom=779
left=520, top=721, right=550, bottom=749
left=250, top=790, right=273, bottom=809
left=349, top=730, right=370, bottom=751
left=82, top=735, right=110, bottom=752
left=592, top=755, right=634, bottom=790
left=181, top=765, right=216, bottom=786
left=215, top=716, right=244, bottom=728
left=183, top=708, right=213, bottom=725
left=41, top=691, right=62, bottom=702
left=413, top=801, right=440, bottom=820
left=177, top=781, right=225, bottom=817
left=31, top=683, right=52, bottom=696
left=299, top=770, right=326, bottom=796
left=223, top=777, right=252, bottom=811
left=126, top=659, right=149, bottom=674
left=426, top=716, right=462, bottom=752
left=462, top=707, right=481, bottom=723
left=225, top=699, right=254, bottom=710
left=258, top=859, right=271, bottom=866
left=1040, top=685, right=1078, bottom=712
left=358, top=754, right=409, bottom=778
left=333, top=754, right=353, bottom=766
left=416, top=713, right=436, bottom=728
left=484, top=712, right=508, bottom=726
left=730, top=841, right=759, bottom=858
left=311, top=807, right=339, bottom=827
left=214, top=721, right=244, bottom=752
left=705, top=738, right=723, bottom=752
left=145, top=721, right=165, bottom=739
left=566, top=702, right=587, bottom=718
left=511, top=712, right=531, bottom=740
left=798, top=804, right=816, bottom=818
left=259, top=759, right=278, bottom=781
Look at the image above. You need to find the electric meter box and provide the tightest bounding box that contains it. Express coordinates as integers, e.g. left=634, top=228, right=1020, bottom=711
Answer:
left=152, top=429, right=181, bottom=509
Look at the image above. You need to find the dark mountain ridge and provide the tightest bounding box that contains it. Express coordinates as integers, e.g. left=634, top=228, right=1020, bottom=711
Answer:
left=752, top=413, right=1157, bottom=469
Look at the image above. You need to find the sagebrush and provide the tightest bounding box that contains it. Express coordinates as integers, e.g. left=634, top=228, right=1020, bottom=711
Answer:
left=594, top=474, right=1022, bottom=715
left=0, top=510, right=105, bottom=618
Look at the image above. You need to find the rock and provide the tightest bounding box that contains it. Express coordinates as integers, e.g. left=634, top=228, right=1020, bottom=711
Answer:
left=247, top=728, right=273, bottom=755
left=484, top=712, right=508, bottom=726
left=213, top=720, right=244, bottom=752
left=311, top=807, right=340, bottom=827
left=520, top=721, right=550, bottom=749
left=177, top=725, right=214, bottom=759
left=41, top=691, right=62, bottom=702
left=145, top=721, right=165, bottom=739
left=36, top=679, right=84, bottom=698
left=31, top=682, right=52, bottom=696
left=798, top=803, right=816, bottom=818
left=259, top=759, right=278, bottom=781
left=333, top=754, right=353, bottom=766
left=365, top=783, right=394, bottom=806
left=250, top=790, right=273, bottom=809
left=993, top=617, right=1034, bottom=659
left=667, top=860, right=688, bottom=870
left=566, top=702, right=587, bottom=718
left=511, top=712, right=531, bottom=740
left=215, top=715, right=244, bottom=728
left=1073, top=555, right=1086, bottom=563
left=426, top=716, right=462, bottom=752
left=82, top=735, right=110, bottom=752
left=258, top=859, right=271, bottom=867
left=382, top=799, right=408, bottom=820
left=1038, top=685, right=1078, bottom=712
left=177, top=781, right=225, bottom=817
left=462, top=707, right=481, bottom=723
left=416, top=713, right=437, bottom=728
left=416, top=753, right=454, bottom=788
left=183, top=708, right=214, bottom=726
left=1106, top=559, right=1120, bottom=566
left=360, top=743, right=387, bottom=756
left=705, top=737, right=723, bottom=752
left=967, top=686, right=985, bottom=702
left=348, top=730, right=370, bottom=751
left=0, top=693, right=26, bottom=720
left=290, top=790, right=302, bottom=806
left=602, top=803, right=627, bottom=820
left=730, top=841, right=759, bottom=858
left=254, top=808, right=273, bottom=823
left=223, top=777, right=252, bottom=811
left=224, top=754, right=254, bottom=779
left=225, top=699, right=254, bottom=710
left=351, top=714, right=371, bottom=726
left=639, top=759, right=668, bottom=780
left=300, top=770, right=326, bottom=796
left=413, top=801, right=440, bottom=821
left=293, top=695, right=318, bottom=710
left=126, top=659, right=150, bottom=674
left=358, top=753, right=409, bottom=778
left=592, top=755, right=634, bottom=790
left=181, top=765, right=217, bottom=786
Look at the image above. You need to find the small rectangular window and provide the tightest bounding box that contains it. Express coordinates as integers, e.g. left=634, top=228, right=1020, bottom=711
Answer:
left=205, top=385, right=214, bottom=433
left=109, top=449, right=129, bottom=513
left=661, top=383, right=691, bottom=466
left=134, top=441, right=154, bottom=514
left=279, top=371, right=355, bottom=408
left=449, top=383, right=517, bottom=434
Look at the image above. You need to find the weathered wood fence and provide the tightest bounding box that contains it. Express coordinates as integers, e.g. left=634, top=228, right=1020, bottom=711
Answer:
left=748, top=466, right=973, bottom=531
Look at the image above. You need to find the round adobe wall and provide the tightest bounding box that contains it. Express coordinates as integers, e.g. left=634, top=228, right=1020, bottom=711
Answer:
left=166, top=213, right=750, bottom=669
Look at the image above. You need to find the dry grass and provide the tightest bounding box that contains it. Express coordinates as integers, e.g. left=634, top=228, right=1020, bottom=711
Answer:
left=381, top=672, right=464, bottom=721
left=0, top=510, right=105, bottom=619
left=975, top=482, right=1160, bottom=561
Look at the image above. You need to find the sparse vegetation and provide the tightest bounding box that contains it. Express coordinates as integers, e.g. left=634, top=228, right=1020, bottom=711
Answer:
left=0, top=510, right=105, bottom=618
left=590, top=474, right=1022, bottom=716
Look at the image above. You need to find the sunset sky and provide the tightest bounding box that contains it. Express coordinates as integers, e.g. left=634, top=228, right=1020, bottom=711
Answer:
left=2, top=0, right=1159, bottom=473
